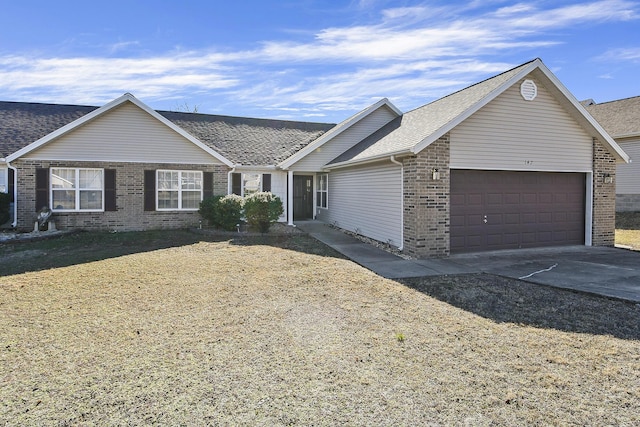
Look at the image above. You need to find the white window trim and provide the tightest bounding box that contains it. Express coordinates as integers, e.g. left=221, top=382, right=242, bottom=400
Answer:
left=156, top=170, right=203, bottom=211
left=50, top=167, right=104, bottom=212
left=317, top=173, right=328, bottom=209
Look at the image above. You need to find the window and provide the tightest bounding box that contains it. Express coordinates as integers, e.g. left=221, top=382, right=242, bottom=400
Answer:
left=231, top=173, right=272, bottom=195
left=157, top=170, right=202, bottom=210
left=51, top=168, right=104, bottom=211
left=243, top=173, right=261, bottom=195
left=0, top=168, right=6, bottom=193
left=317, top=174, right=328, bottom=209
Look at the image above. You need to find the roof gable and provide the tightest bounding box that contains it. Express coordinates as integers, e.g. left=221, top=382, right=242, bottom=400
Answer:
left=327, top=58, right=629, bottom=168
left=6, top=94, right=234, bottom=166
left=278, top=98, right=401, bottom=169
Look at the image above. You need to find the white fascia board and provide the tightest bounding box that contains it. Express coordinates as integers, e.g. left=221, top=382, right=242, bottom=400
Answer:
left=234, top=165, right=277, bottom=171
left=278, top=98, right=402, bottom=170
left=412, top=60, right=541, bottom=155
left=6, top=93, right=235, bottom=167
left=612, top=133, right=640, bottom=140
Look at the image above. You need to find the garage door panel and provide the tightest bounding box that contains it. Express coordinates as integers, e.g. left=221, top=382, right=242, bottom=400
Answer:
left=451, top=170, right=585, bottom=253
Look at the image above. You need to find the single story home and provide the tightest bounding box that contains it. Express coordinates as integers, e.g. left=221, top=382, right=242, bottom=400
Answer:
left=583, top=96, right=639, bottom=212
left=0, top=58, right=629, bottom=258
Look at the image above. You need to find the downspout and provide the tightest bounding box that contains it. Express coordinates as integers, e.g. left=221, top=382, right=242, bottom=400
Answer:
left=227, top=166, right=236, bottom=195
left=390, top=155, right=403, bottom=250
left=287, top=170, right=294, bottom=226
left=7, top=161, right=17, bottom=228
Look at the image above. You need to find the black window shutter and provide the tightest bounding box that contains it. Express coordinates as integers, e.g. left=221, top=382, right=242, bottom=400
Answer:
left=262, top=174, right=271, bottom=192
left=144, top=170, right=156, bottom=211
left=35, top=168, right=49, bottom=211
left=104, top=169, right=117, bottom=211
left=8, top=168, right=15, bottom=202
left=203, top=172, right=213, bottom=199
left=231, top=173, right=242, bottom=195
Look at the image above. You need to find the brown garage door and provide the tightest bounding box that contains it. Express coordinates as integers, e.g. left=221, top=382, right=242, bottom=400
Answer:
left=450, top=170, right=585, bottom=253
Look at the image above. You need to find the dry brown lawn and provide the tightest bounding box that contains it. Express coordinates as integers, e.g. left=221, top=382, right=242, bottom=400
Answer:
left=616, top=211, right=640, bottom=250
left=1, top=230, right=639, bottom=425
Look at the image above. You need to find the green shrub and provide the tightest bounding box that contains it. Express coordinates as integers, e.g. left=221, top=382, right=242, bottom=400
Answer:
left=199, top=194, right=244, bottom=231
left=243, top=192, right=284, bottom=233
left=0, top=192, right=10, bottom=226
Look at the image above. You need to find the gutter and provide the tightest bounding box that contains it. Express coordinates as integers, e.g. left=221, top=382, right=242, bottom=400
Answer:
left=324, top=149, right=411, bottom=170
left=389, top=155, right=404, bottom=251
left=7, top=161, right=17, bottom=228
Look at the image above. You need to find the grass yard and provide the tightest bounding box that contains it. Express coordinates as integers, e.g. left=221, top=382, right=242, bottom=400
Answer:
left=1, top=230, right=639, bottom=425
left=616, top=211, right=640, bottom=250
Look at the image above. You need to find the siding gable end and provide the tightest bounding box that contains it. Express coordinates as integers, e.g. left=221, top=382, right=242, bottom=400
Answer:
left=24, top=102, right=225, bottom=165
left=288, top=104, right=399, bottom=171
left=450, top=75, right=593, bottom=172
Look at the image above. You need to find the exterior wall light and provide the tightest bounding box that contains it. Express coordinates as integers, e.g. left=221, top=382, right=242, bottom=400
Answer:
left=432, top=168, right=441, bottom=180
left=603, top=173, right=613, bottom=184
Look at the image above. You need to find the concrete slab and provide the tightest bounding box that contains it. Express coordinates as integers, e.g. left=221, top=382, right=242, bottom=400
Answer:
left=451, top=246, right=640, bottom=303
left=364, top=260, right=438, bottom=279
left=296, top=221, right=640, bottom=303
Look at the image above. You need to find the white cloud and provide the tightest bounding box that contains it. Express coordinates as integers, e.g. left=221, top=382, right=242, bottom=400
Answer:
left=597, top=47, right=640, bottom=62
left=0, top=0, right=638, bottom=120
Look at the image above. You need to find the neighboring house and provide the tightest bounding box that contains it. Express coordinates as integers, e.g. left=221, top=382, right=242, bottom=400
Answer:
left=584, top=96, right=640, bottom=212
left=0, top=58, right=629, bottom=258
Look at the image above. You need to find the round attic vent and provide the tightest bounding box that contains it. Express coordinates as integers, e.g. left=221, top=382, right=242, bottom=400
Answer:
left=520, top=79, right=537, bottom=101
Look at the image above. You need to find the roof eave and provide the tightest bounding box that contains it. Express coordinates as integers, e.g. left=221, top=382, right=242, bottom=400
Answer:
left=322, top=149, right=412, bottom=170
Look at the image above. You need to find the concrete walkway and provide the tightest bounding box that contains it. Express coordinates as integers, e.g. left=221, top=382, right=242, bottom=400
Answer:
left=296, top=221, right=640, bottom=303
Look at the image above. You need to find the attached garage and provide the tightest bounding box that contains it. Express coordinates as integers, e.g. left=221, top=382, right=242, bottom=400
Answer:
left=450, top=170, right=586, bottom=253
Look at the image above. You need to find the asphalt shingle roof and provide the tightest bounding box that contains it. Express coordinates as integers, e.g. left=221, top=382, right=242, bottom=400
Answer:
left=329, top=59, right=536, bottom=165
left=585, top=96, right=640, bottom=138
left=158, top=111, right=334, bottom=165
left=0, top=101, right=98, bottom=158
left=0, top=100, right=335, bottom=165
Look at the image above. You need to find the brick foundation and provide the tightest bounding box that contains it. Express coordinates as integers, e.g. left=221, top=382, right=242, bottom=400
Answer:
left=14, top=159, right=229, bottom=232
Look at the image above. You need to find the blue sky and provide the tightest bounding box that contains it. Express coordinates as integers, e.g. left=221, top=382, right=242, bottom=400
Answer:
left=0, top=0, right=638, bottom=123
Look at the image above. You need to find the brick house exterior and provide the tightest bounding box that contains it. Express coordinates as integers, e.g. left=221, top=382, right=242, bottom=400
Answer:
left=0, top=59, right=630, bottom=258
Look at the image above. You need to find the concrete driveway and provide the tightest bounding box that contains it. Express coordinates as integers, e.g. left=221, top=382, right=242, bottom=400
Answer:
left=444, top=246, right=640, bottom=303
left=297, top=221, right=640, bottom=303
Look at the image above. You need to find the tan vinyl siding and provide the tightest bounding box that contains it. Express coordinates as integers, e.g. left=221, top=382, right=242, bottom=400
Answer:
left=450, top=76, right=592, bottom=172
left=290, top=106, right=397, bottom=171
left=317, top=162, right=402, bottom=248
left=616, top=138, right=640, bottom=194
left=25, top=102, right=222, bottom=164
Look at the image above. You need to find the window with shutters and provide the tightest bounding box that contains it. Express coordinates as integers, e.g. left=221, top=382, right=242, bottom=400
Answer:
left=51, top=168, right=104, bottom=211
left=231, top=172, right=272, bottom=196
left=317, top=174, right=328, bottom=209
left=157, top=170, right=203, bottom=210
